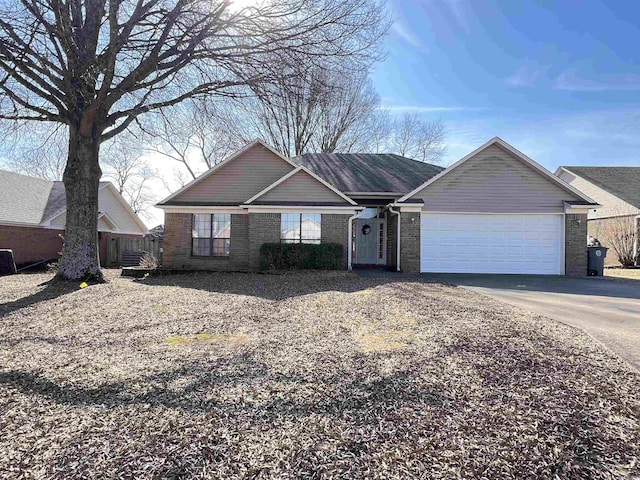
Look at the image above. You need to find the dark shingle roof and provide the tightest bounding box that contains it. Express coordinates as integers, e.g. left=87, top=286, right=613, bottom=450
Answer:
left=294, top=153, right=444, bottom=195
left=563, top=166, right=640, bottom=209
left=0, top=169, right=110, bottom=225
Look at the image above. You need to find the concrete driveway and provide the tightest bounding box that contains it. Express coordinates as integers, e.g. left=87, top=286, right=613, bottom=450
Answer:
left=421, top=274, right=640, bottom=371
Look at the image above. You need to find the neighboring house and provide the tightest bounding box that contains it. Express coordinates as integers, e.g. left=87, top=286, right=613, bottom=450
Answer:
left=556, top=166, right=640, bottom=266
left=158, top=137, right=598, bottom=275
left=0, top=170, right=148, bottom=267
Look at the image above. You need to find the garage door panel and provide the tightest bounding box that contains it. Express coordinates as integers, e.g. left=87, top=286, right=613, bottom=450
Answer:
left=420, top=214, right=563, bottom=274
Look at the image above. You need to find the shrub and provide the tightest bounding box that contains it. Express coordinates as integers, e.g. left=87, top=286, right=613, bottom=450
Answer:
left=259, top=243, right=343, bottom=271
left=139, top=253, right=159, bottom=269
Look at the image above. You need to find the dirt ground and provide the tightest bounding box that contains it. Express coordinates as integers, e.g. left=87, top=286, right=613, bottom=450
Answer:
left=1, top=270, right=639, bottom=479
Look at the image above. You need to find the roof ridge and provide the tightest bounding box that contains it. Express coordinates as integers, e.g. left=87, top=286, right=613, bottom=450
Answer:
left=563, top=165, right=640, bottom=169
left=0, top=168, right=56, bottom=183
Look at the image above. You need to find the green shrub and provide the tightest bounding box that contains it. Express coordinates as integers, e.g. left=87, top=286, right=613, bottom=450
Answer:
left=259, top=243, right=343, bottom=271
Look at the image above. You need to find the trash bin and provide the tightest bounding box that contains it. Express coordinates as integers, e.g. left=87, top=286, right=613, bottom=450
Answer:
left=0, top=249, right=17, bottom=275
left=587, top=246, right=608, bottom=276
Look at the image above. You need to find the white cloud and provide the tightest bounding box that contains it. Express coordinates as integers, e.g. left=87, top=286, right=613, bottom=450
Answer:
left=442, top=0, right=472, bottom=34
left=554, top=69, right=640, bottom=92
left=381, top=105, right=480, bottom=113
left=505, top=62, right=547, bottom=88
left=391, top=20, right=424, bottom=49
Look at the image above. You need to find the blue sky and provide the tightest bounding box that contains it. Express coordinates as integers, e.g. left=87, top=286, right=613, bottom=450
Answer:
left=375, top=0, right=640, bottom=169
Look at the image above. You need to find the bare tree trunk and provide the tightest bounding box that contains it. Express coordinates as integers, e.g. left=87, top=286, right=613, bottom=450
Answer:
left=57, top=125, right=104, bottom=282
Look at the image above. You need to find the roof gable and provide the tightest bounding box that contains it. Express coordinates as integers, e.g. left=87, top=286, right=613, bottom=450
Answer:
left=159, top=140, right=298, bottom=205
left=0, top=169, right=146, bottom=233
left=46, top=183, right=147, bottom=234
left=400, top=137, right=596, bottom=205
left=246, top=167, right=357, bottom=205
left=559, top=167, right=640, bottom=210
left=295, top=153, right=443, bottom=194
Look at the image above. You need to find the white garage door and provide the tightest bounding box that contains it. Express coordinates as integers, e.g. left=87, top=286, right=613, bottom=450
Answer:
left=420, top=214, right=564, bottom=274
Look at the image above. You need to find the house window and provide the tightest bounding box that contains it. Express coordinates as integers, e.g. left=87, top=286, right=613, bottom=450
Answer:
left=281, top=213, right=321, bottom=244
left=192, top=213, right=231, bottom=257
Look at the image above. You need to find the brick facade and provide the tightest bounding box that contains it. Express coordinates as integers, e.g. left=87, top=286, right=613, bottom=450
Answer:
left=0, top=225, right=63, bottom=266
left=163, top=212, right=354, bottom=271
left=0, top=225, right=139, bottom=267
left=399, top=212, right=421, bottom=273
left=248, top=213, right=281, bottom=269
left=387, top=213, right=398, bottom=270
left=163, top=213, right=250, bottom=271
left=321, top=214, right=350, bottom=268
left=565, top=213, right=588, bottom=276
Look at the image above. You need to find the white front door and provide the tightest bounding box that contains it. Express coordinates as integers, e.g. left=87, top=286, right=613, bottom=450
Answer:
left=420, top=213, right=564, bottom=274
left=355, top=218, right=379, bottom=264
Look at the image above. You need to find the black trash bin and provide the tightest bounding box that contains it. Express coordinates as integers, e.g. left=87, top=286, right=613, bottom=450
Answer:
left=0, top=249, right=17, bottom=275
left=587, top=246, right=608, bottom=276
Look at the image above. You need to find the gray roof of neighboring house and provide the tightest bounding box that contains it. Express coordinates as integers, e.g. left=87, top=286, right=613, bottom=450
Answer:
left=294, top=153, right=444, bottom=195
left=0, top=169, right=109, bottom=225
left=563, top=166, right=640, bottom=209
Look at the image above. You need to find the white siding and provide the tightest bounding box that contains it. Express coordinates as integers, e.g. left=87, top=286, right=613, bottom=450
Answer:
left=49, top=187, right=146, bottom=234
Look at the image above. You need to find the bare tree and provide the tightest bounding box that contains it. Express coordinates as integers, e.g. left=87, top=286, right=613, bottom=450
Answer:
left=364, top=108, right=392, bottom=154
left=313, top=73, right=379, bottom=153
left=595, top=216, right=639, bottom=267
left=0, top=0, right=388, bottom=280
left=241, top=64, right=328, bottom=156
left=390, top=113, right=446, bottom=164
left=233, top=57, right=382, bottom=156
left=144, top=99, right=247, bottom=180
left=102, top=138, right=156, bottom=218
left=0, top=122, right=67, bottom=179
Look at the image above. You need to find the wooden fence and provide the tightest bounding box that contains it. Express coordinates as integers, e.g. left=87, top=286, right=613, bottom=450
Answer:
left=105, top=236, right=163, bottom=267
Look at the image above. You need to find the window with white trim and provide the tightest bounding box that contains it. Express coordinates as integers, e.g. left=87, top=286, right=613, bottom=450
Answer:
left=192, top=213, right=231, bottom=256
left=280, top=213, right=321, bottom=244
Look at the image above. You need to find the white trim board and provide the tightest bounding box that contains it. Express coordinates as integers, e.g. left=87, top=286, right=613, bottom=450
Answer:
left=159, top=206, right=246, bottom=214
left=157, top=140, right=299, bottom=206
left=399, top=137, right=598, bottom=205
left=246, top=206, right=360, bottom=214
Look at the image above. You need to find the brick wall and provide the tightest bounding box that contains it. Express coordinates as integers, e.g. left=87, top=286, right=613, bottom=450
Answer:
left=163, top=213, right=249, bottom=270
left=0, top=225, right=63, bottom=266
left=321, top=214, right=350, bottom=268
left=248, top=213, right=281, bottom=269
left=565, top=213, right=588, bottom=276
left=387, top=213, right=398, bottom=270
left=164, top=212, right=355, bottom=271
left=400, top=212, right=421, bottom=273
left=0, top=225, right=140, bottom=267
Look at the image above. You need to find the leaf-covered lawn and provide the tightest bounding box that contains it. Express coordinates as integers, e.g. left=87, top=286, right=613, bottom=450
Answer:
left=1, top=271, right=639, bottom=479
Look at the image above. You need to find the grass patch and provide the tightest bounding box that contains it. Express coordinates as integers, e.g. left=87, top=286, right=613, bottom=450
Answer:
left=165, top=333, right=249, bottom=347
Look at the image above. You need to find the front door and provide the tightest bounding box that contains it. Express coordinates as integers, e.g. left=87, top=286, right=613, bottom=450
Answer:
left=355, top=218, right=379, bottom=264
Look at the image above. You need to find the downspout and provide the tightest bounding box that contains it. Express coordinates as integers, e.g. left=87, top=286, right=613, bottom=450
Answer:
left=347, top=209, right=366, bottom=270
left=388, top=206, right=401, bottom=272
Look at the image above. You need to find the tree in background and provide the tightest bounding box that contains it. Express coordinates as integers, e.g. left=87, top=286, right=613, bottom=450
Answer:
left=0, top=122, right=67, bottom=179
left=143, top=98, right=247, bottom=182
left=595, top=216, right=639, bottom=267
left=389, top=113, right=447, bottom=164
left=101, top=138, right=156, bottom=219
left=0, top=0, right=388, bottom=280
